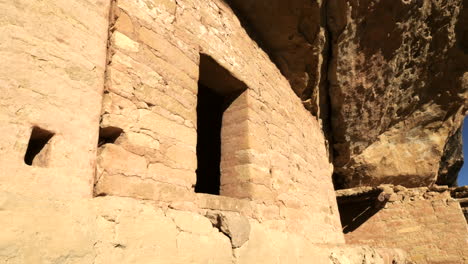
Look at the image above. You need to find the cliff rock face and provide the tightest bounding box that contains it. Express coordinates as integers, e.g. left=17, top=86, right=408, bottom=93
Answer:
left=1, top=0, right=467, bottom=262
left=328, top=0, right=468, bottom=188
left=226, top=0, right=467, bottom=189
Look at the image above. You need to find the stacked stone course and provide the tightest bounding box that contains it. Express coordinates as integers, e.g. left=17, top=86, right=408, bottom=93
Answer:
left=95, top=0, right=343, bottom=243
left=451, top=186, right=468, bottom=222
left=0, top=0, right=466, bottom=263
left=338, top=185, right=468, bottom=264
left=0, top=0, right=408, bottom=263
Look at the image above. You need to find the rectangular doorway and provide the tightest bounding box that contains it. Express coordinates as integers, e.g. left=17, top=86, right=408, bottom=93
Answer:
left=195, top=54, right=248, bottom=196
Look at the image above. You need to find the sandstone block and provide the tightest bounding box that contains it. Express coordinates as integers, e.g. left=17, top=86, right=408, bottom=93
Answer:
left=113, top=31, right=140, bottom=52
left=98, top=144, right=147, bottom=177
left=206, top=210, right=251, bottom=248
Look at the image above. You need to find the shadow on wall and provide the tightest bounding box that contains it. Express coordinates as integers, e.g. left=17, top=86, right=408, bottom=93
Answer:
left=457, top=116, right=468, bottom=186
left=24, top=127, right=55, bottom=167
left=337, top=190, right=389, bottom=233
left=195, top=54, right=248, bottom=195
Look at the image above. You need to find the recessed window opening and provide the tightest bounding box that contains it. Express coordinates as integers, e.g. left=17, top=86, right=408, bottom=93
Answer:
left=98, top=126, right=123, bottom=147
left=24, top=126, right=54, bottom=166
left=195, top=54, right=247, bottom=195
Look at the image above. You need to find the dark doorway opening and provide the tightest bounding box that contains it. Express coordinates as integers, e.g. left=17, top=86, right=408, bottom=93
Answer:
left=195, top=84, right=224, bottom=194
left=195, top=54, right=247, bottom=195
left=24, top=126, right=54, bottom=166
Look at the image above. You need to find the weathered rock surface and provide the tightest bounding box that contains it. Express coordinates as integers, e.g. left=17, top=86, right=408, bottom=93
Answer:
left=206, top=210, right=251, bottom=248
left=95, top=0, right=345, bottom=245
left=223, top=0, right=468, bottom=189
left=451, top=185, right=468, bottom=221
left=1, top=0, right=466, bottom=263
left=339, top=185, right=468, bottom=264
left=225, top=0, right=328, bottom=116
left=328, top=0, right=468, bottom=188
left=437, top=125, right=465, bottom=186
left=0, top=0, right=110, bottom=198
left=0, top=191, right=408, bottom=264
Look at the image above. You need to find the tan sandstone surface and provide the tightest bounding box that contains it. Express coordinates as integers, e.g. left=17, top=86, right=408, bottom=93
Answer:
left=452, top=186, right=468, bottom=221
left=0, top=0, right=374, bottom=262
left=0, top=0, right=467, bottom=263
left=0, top=0, right=110, bottom=198
left=0, top=191, right=408, bottom=264
left=338, top=185, right=468, bottom=263
left=95, top=0, right=343, bottom=244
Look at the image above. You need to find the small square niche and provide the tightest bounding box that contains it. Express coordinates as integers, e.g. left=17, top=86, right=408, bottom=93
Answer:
left=24, top=126, right=54, bottom=167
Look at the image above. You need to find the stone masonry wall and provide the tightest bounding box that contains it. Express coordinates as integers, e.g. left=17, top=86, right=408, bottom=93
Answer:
left=0, top=191, right=408, bottom=264
left=341, top=186, right=468, bottom=264
left=95, top=0, right=343, bottom=243
left=1, top=0, right=444, bottom=263
left=0, top=0, right=110, bottom=198
left=451, top=186, right=468, bottom=222
left=0, top=0, right=345, bottom=247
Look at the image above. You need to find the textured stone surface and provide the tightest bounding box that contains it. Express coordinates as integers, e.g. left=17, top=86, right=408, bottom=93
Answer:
left=206, top=210, right=251, bottom=248
left=218, top=0, right=468, bottom=188
left=225, top=0, right=328, bottom=116
left=341, top=186, right=468, bottom=264
left=0, top=192, right=233, bottom=264
left=0, top=0, right=110, bottom=198
left=95, top=0, right=343, bottom=244
left=1, top=0, right=465, bottom=263
left=437, top=125, right=465, bottom=186
left=452, top=186, right=468, bottom=222
left=328, top=0, right=468, bottom=188
left=0, top=191, right=408, bottom=264
left=234, top=221, right=407, bottom=264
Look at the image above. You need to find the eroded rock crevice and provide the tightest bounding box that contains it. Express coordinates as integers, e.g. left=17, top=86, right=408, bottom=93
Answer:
left=437, top=125, right=464, bottom=186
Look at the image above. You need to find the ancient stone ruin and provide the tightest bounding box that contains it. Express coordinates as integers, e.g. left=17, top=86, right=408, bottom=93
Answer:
left=0, top=0, right=467, bottom=263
